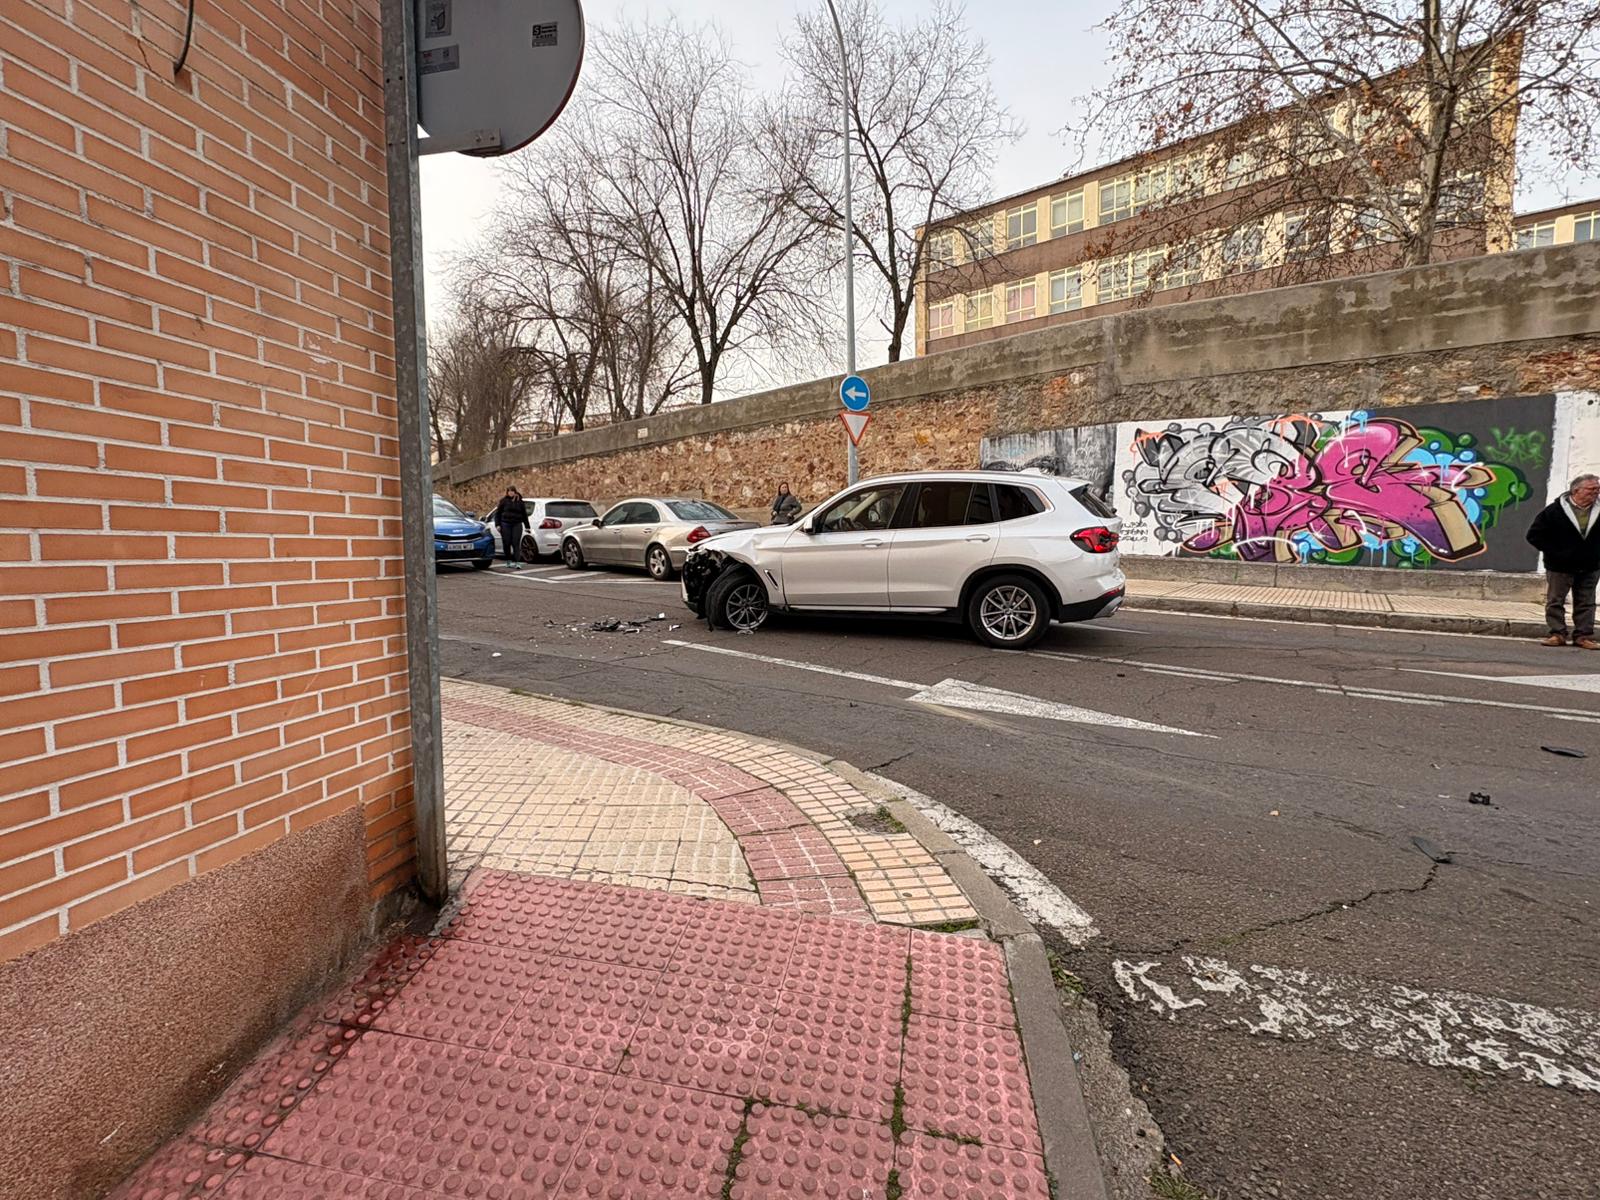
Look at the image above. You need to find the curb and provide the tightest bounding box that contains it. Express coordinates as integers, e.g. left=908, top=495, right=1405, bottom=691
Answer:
left=448, top=680, right=1113, bottom=1200
left=1123, top=593, right=1547, bottom=638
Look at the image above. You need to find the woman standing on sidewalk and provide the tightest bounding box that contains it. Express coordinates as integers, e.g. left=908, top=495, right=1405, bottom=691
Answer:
left=1526, top=473, right=1600, bottom=649
left=492, top=486, right=530, bottom=571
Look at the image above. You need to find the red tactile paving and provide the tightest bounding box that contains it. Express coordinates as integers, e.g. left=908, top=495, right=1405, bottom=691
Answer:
left=318, top=936, right=440, bottom=1029
left=107, top=1138, right=247, bottom=1200
left=706, top=787, right=810, bottom=836
left=738, top=826, right=849, bottom=883
left=909, top=931, right=1016, bottom=1027
left=195, top=1020, right=362, bottom=1151
left=559, top=887, right=695, bottom=971
left=439, top=872, right=598, bottom=955
left=756, top=875, right=872, bottom=917
left=895, top=1134, right=1053, bottom=1199
left=728, top=1104, right=896, bottom=1199
left=755, top=991, right=903, bottom=1121
left=900, top=1014, right=1042, bottom=1154
left=554, top=1077, right=744, bottom=1197
left=370, top=938, right=548, bottom=1049
left=621, top=977, right=777, bottom=1094
left=495, top=955, right=662, bottom=1071
left=666, top=904, right=800, bottom=988
left=784, top=920, right=909, bottom=997
left=220, top=1158, right=445, bottom=1199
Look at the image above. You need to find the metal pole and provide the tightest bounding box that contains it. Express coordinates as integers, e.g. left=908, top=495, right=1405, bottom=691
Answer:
left=823, top=0, right=858, bottom=485
left=381, top=0, right=447, bottom=905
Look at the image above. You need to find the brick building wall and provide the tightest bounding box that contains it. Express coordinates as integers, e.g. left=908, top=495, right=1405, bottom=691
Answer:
left=0, top=0, right=414, bottom=1195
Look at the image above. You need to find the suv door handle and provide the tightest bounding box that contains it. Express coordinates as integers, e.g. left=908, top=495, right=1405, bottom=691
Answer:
left=966, top=534, right=991, bottom=542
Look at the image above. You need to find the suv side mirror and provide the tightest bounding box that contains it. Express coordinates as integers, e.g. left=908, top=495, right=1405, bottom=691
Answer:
left=799, top=517, right=816, bottom=534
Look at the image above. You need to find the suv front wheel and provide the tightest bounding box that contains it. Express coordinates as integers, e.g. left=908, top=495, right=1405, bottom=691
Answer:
left=707, top=568, right=769, bottom=632
left=966, top=574, right=1051, bottom=649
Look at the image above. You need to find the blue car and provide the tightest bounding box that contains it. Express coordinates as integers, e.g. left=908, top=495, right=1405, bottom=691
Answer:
left=433, top=495, right=495, bottom=569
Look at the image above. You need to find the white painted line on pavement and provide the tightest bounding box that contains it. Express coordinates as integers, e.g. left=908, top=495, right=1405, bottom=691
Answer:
left=662, top=640, right=1210, bottom=737
left=1035, top=649, right=1600, bottom=724
left=1118, top=606, right=1532, bottom=643
left=1114, top=954, right=1600, bottom=1094
left=1401, top=669, right=1600, bottom=694
left=867, top=772, right=1100, bottom=947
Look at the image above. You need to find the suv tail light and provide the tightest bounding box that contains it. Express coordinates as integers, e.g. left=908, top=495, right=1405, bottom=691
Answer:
left=539, top=518, right=562, bottom=530
left=1070, top=526, right=1119, bottom=554
left=686, top=526, right=712, bottom=544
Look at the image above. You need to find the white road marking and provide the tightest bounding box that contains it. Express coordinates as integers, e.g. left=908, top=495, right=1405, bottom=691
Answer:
left=1035, top=649, right=1600, bottom=724
left=1113, top=954, right=1600, bottom=1094
left=1116, top=605, right=1534, bottom=642
left=867, top=773, right=1100, bottom=946
left=1402, top=669, right=1600, bottom=694
left=662, top=640, right=1209, bottom=737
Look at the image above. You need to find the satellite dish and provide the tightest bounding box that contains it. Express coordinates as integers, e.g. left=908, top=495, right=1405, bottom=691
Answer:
left=415, top=0, right=585, bottom=157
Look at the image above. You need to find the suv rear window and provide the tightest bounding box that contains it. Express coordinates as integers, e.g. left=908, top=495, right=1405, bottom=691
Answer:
left=995, top=485, right=1046, bottom=521
left=547, top=502, right=597, bottom=518
left=1070, top=485, right=1117, bottom=520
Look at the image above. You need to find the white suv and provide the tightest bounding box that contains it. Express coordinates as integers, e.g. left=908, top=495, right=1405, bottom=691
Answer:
left=680, top=471, right=1125, bottom=648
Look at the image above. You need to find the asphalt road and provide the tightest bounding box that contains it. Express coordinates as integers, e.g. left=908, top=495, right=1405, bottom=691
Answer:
left=437, top=558, right=1600, bottom=1200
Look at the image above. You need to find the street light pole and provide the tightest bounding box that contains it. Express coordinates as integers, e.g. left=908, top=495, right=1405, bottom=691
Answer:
left=821, top=0, right=858, bottom=485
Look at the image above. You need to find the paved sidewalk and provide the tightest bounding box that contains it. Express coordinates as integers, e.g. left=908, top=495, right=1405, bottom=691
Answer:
left=110, top=683, right=1064, bottom=1200
left=1125, top=576, right=1547, bottom=636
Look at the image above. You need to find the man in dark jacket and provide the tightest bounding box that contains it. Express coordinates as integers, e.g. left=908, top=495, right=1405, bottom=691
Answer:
left=1525, top=473, right=1600, bottom=649
left=492, top=486, right=530, bottom=571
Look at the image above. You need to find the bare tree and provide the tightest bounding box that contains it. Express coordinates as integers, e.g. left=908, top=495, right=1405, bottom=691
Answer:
left=1070, top=1, right=1600, bottom=273
left=569, top=18, right=832, bottom=404
left=775, top=1, right=1021, bottom=360
left=426, top=301, right=532, bottom=462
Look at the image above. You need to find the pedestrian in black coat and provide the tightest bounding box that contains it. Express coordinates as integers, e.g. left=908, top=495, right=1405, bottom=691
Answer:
left=1525, top=473, right=1600, bottom=648
left=493, top=487, right=530, bottom=570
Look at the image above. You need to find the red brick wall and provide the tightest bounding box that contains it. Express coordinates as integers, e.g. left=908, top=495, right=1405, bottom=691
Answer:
left=0, top=0, right=414, bottom=964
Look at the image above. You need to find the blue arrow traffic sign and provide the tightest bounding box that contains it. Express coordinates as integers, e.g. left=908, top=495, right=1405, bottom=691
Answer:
left=839, top=374, right=871, bottom=412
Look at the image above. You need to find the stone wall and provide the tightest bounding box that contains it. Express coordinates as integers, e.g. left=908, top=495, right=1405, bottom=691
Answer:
left=440, top=243, right=1600, bottom=518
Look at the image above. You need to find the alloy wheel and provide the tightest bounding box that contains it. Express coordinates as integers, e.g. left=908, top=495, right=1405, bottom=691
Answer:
left=979, top=585, right=1038, bottom=642
left=648, top=547, right=670, bottom=578
left=724, top=582, right=768, bottom=631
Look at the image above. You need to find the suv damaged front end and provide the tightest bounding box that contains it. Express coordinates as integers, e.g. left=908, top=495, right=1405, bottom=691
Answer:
left=680, top=548, right=731, bottom=619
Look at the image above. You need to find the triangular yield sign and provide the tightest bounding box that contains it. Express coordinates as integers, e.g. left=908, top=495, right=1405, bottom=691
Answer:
left=839, top=409, right=871, bottom=446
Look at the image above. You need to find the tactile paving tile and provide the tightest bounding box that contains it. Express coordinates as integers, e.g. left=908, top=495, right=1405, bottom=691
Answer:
left=438, top=871, right=598, bottom=954
left=621, top=977, right=777, bottom=1095
left=369, top=938, right=547, bottom=1049
left=756, top=876, right=871, bottom=917
left=707, top=787, right=810, bottom=836
left=220, top=1157, right=445, bottom=1199
left=738, top=827, right=848, bottom=883
left=558, top=886, right=696, bottom=971
left=665, top=904, right=800, bottom=988
left=908, top=931, right=1015, bottom=1027
left=318, top=936, right=440, bottom=1028
left=784, top=919, right=909, bottom=997
left=900, top=1014, right=1042, bottom=1154
left=264, top=1032, right=465, bottom=1182
left=106, top=1138, right=247, bottom=1199
left=895, top=1134, right=1052, bottom=1199
left=495, top=955, right=662, bottom=1071
left=728, top=1104, right=895, bottom=1198
left=754, top=991, right=903, bottom=1121
left=408, top=1057, right=609, bottom=1196
left=195, top=1019, right=363, bottom=1151
left=555, top=1077, right=744, bottom=1197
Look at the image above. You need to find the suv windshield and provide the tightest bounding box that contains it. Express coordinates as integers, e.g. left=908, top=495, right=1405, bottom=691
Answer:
left=668, top=500, right=737, bottom=522
left=432, top=497, right=468, bottom=522
left=547, top=502, right=597, bottom=519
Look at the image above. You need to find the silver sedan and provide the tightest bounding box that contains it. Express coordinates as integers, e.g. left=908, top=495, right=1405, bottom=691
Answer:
left=560, top=497, right=759, bottom=580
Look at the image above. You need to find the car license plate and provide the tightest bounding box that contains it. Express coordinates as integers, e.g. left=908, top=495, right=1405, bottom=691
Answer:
left=447, top=542, right=472, bottom=550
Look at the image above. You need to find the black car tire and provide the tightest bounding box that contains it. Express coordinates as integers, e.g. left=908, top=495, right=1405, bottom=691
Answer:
left=646, top=544, right=676, bottom=581
left=562, top=538, right=587, bottom=570
left=706, top=567, right=769, bottom=633
left=472, top=558, right=493, bottom=570
left=966, top=574, right=1051, bottom=649
left=520, top=534, right=542, bottom=563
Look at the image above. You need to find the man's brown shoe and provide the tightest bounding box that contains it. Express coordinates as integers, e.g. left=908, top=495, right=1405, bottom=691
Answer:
left=1576, top=637, right=1600, bottom=651
left=1541, top=633, right=1569, bottom=647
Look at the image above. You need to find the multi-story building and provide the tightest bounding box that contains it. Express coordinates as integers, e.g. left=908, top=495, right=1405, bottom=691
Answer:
left=1513, top=198, right=1600, bottom=250
left=914, top=50, right=1523, bottom=356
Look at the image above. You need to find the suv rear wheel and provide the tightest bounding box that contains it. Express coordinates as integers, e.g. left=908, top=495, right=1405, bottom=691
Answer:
left=707, top=568, right=769, bottom=632
left=966, top=574, right=1050, bottom=649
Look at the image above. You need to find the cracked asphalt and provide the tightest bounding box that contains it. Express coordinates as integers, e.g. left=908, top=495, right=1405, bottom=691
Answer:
left=436, top=561, right=1599, bottom=1200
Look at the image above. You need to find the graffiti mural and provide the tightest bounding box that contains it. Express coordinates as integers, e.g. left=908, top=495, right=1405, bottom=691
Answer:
left=1117, top=395, right=1556, bottom=571
left=980, top=424, right=1117, bottom=500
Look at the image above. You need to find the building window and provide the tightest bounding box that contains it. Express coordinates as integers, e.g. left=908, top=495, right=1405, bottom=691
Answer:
left=1005, top=204, right=1038, bottom=250
left=1098, top=175, right=1135, bottom=224
left=1349, top=206, right=1393, bottom=249
left=1222, top=144, right=1263, bottom=188
left=1096, top=256, right=1131, bottom=301
left=1283, top=211, right=1329, bottom=262
left=1221, top=222, right=1265, bottom=274
left=1515, top=220, right=1556, bottom=249
left=1437, top=173, right=1485, bottom=228
left=964, top=290, right=995, bottom=329
left=961, top=219, right=995, bottom=260
left=1005, top=279, right=1037, bottom=322
left=927, top=230, right=959, bottom=269
left=1575, top=212, right=1599, bottom=243
left=928, top=300, right=955, bottom=339
left=1048, top=267, right=1083, bottom=313
left=1050, top=190, right=1084, bottom=237
left=1154, top=242, right=1204, bottom=290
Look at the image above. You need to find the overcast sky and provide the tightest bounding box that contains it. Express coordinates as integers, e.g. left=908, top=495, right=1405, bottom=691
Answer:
left=417, top=0, right=1599, bottom=374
